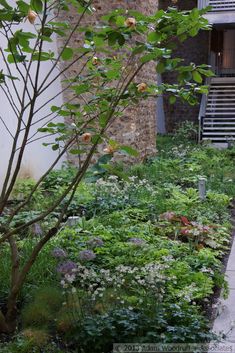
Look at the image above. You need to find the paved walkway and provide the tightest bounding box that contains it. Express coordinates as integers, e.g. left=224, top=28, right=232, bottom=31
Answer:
left=212, top=216, right=235, bottom=346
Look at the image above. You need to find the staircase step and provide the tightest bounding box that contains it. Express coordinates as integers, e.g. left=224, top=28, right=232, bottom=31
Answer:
left=211, top=78, right=235, bottom=83
left=203, top=127, right=235, bottom=130
left=208, top=98, right=235, bottom=101
left=208, top=94, right=235, bottom=96
left=208, top=97, right=235, bottom=99
left=207, top=103, right=235, bottom=106
left=210, top=86, right=235, bottom=88
left=204, top=122, right=235, bottom=126
left=210, top=91, right=235, bottom=93
left=202, top=137, right=235, bottom=141
left=206, top=112, right=234, bottom=116
left=204, top=118, right=235, bottom=120
left=200, top=78, right=235, bottom=142
left=209, top=90, right=235, bottom=93
left=203, top=132, right=235, bottom=135
left=211, top=85, right=235, bottom=88
left=207, top=108, right=235, bottom=110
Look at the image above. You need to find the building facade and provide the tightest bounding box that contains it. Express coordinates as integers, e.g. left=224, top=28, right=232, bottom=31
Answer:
left=158, top=0, right=235, bottom=144
left=60, top=0, right=159, bottom=163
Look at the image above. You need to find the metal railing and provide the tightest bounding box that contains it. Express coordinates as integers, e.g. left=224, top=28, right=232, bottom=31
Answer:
left=198, top=0, right=235, bottom=11
left=198, top=78, right=210, bottom=142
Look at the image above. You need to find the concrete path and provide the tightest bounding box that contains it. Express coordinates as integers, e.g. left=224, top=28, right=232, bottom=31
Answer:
left=211, top=216, right=235, bottom=348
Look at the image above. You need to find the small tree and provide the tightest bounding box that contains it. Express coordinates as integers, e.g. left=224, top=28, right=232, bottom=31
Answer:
left=0, top=0, right=212, bottom=333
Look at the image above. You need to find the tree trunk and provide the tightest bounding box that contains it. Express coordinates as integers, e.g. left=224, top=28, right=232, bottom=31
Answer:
left=0, top=311, right=10, bottom=333
left=5, top=295, right=18, bottom=333
left=0, top=292, right=19, bottom=333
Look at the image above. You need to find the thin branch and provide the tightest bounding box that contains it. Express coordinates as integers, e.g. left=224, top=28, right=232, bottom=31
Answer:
left=31, top=55, right=90, bottom=122
left=38, top=51, right=90, bottom=97
left=37, top=1, right=92, bottom=92
left=1, top=84, right=20, bottom=115
left=0, top=1, right=48, bottom=208
left=0, top=116, right=14, bottom=139
left=5, top=136, right=77, bottom=226
left=3, top=27, right=32, bottom=102
left=0, top=58, right=141, bottom=241
left=21, top=132, right=57, bottom=147
left=0, top=47, right=22, bottom=105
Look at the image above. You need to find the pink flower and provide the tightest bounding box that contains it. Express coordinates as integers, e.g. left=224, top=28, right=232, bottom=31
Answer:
left=159, top=211, right=176, bottom=221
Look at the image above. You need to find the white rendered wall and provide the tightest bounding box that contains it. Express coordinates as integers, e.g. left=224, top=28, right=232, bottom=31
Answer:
left=0, top=2, right=64, bottom=192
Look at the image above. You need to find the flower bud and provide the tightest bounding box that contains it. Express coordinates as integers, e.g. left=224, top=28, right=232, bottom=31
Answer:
left=92, top=56, right=99, bottom=65
left=137, top=83, right=147, bottom=93
left=104, top=145, right=115, bottom=154
left=27, top=10, right=37, bottom=24
left=81, top=132, right=92, bottom=143
left=125, top=17, right=136, bottom=29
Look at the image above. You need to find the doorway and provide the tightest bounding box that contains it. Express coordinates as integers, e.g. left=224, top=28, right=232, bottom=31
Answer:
left=210, top=28, right=235, bottom=76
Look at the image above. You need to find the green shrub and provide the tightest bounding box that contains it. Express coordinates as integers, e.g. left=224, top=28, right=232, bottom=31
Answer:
left=1, top=135, right=234, bottom=352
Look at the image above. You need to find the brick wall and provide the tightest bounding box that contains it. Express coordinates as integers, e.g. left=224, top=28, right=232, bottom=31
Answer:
left=159, top=0, right=210, bottom=131
left=59, top=0, right=159, bottom=163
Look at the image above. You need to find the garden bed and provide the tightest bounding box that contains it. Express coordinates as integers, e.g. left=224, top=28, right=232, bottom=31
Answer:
left=1, top=135, right=235, bottom=353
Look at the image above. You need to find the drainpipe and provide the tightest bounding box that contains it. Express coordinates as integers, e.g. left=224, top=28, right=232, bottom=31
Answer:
left=156, top=74, right=166, bottom=134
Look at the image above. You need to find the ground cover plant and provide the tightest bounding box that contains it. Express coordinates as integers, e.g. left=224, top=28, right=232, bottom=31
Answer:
left=0, top=0, right=214, bottom=334
left=1, top=132, right=235, bottom=352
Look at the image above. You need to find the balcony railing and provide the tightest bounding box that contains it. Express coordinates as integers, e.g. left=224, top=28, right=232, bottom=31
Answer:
left=198, top=0, right=235, bottom=11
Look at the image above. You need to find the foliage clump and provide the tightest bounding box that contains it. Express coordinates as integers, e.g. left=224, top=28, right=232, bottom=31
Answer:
left=1, top=136, right=233, bottom=352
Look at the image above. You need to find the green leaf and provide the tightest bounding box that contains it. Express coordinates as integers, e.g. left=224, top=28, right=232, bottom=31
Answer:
left=132, top=45, right=146, bottom=55
left=7, top=54, right=26, bottom=63
left=192, top=71, right=202, bottom=83
left=119, top=145, right=139, bottom=157
left=61, top=47, right=73, bottom=60
left=147, top=32, right=161, bottom=43
left=0, top=0, right=12, bottom=10
left=108, top=31, right=125, bottom=46
left=101, top=164, right=130, bottom=181
left=51, top=105, right=60, bottom=112
left=52, top=144, right=59, bottom=151
left=99, top=114, right=109, bottom=128
left=141, top=53, right=156, bottom=64
left=74, top=83, right=90, bottom=95
left=69, top=148, right=83, bottom=155
left=40, top=35, right=53, bottom=43
left=198, top=68, right=214, bottom=77
left=31, top=0, right=42, bottom=12
left=93, top=36, right=104, bottom=47
left=169, top=96, right=176, bottom=104
left=189, top=27, right=198, bottom=37
left=17, top=0, right=30, bottom=13
left=32, top=51, right=54, bottom=61
left=156, top=62, right=165, bottom=74
left=117, top=34, right=125, bottom=46
left=116, top=15, right=125, bottom=26
left=106, top=70, right=120, bottom=80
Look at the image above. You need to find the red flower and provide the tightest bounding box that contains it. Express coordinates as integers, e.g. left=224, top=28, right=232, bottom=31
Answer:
left=180, top=216, right=191, bottom=226
left=181, top=228, right=190, bottom=235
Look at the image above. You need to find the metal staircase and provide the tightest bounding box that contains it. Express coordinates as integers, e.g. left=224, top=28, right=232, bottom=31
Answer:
left=199, top=78, right=235, bottom=143
left=198, top=0, right=235, bottom=12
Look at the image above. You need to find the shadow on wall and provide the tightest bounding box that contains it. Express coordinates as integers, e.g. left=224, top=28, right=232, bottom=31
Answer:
left=0, top=0, right=65, bottom=191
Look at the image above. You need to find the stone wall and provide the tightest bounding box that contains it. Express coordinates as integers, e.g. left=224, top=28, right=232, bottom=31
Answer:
left=159, top=0, right=210, bottom=131
left=59, top=0, right=159, bottom=163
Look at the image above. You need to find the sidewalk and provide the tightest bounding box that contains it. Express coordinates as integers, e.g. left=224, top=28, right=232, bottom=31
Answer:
left=212, top=216, right=235, bottom=344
